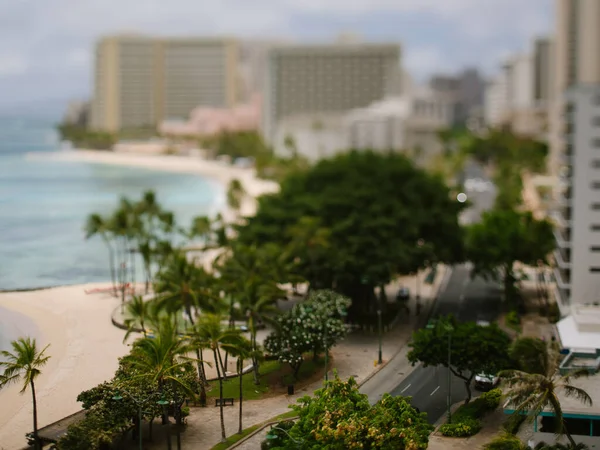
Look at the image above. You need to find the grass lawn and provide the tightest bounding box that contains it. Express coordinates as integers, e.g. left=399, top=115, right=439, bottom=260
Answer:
left=205, top=356, right=327, bottom=401
left=210, top=411, right=298, bottom=450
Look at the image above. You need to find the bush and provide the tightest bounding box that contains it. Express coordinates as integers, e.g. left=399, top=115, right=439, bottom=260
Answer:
left=439, top=418, right=482, bottom=437
left=479, top=388, right=502, bottom=409
left=484, top=433, right=525, bottom=450
left=547, top=302, right=560, bottom=324
left=506, top=310, right=520, bottom=326
left=181, top=406, right=190, bottom=418
left=441, top=391, right=501, bottom=438
left=503, top=414, right=526, bottom=435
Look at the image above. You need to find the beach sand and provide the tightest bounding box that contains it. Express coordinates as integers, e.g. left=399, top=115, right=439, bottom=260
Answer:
left=0, top=151, right=279, bottom=449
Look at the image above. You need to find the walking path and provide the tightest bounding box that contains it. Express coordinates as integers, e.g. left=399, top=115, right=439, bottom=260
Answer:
left=153, top=267, right=449, bottom=450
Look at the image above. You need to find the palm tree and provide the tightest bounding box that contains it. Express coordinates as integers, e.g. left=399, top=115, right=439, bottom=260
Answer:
left=123, top=295, right=162, bottom=342
left=500, top=341, right=592, bottom=447
left=129, top=318, right=197, bottom=425
left=154, top=251, right=222, bottom=401
left=216, top=243, right=285, bottom=384
left=226, top=339, right=253, bottom=434
left=85, top=213, right=117, bottom=296
left=0, top=337, right=51, bottom=450
left=134, top=190, right=163, bottom=293
left=190, top=314, right=248, bottom=442
left=226, top=178, right=246, bottom=219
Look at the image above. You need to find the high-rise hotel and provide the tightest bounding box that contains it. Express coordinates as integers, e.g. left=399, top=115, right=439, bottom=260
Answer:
left=551, top=0, right=600, bottom=349
left=90, top=35, right=238, bottom=132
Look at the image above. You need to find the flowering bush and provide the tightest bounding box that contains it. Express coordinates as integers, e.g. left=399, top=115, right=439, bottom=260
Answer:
left=264, top=290, right=351, bottom=377
left=439, top=418, right=482, bottom=437
left=479, top=388, right=502, bottom=410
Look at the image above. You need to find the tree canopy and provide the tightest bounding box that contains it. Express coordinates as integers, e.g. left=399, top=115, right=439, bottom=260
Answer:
left=407, top=316, right=512, bottom=403
left=465, top=208, right=555, bottom=306
left=236, top=150, right=466, bottom=316
left=264, top=375, right=433, bottom=449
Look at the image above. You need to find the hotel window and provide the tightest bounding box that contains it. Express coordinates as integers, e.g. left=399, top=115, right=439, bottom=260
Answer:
left=593, top=160, right=600, bottom=168
left=590, top=267, right=600, bottom=273
left=592, top=182, right=600, bottom=189
left=591, top=246, right=600, bottom=252
left=592, top=203, right=600, bottom=211
left=594, top=138, right=600, bottom=148
left=594, top=117, right=600, bottom=127
left=592, top=224, right=600, bottom=231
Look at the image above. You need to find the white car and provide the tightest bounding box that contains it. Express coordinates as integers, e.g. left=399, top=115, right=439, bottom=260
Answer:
left=474, top=373, right=499, bottom=391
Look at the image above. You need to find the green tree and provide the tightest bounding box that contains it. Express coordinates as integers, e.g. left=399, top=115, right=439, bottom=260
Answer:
left=226, top=178, right=246, bottom=217
left=237, top=150, right=466, bottom=318
left=264, top=290, right=351, bottom=377
left=283, top=133, right=298, bottom=159
left=190, top=314, right=249, bottom=442
left=123, top=295, right=162, bottom=341
left=0, top=337, right=51, bottom=450
left=216, top=243, right=286, bottom=384
left=84, top=213, right=117, bottom=296
left=226, top=339, right=253, bottom=434
left=267, top=375, right=433, bottom=449
left=500, top=341, right=592, bottom=447
left=509, top=337, right=549, bottom=375
left=407, top=316, right=512, bottom=403
left=465, top=209, right=555, bottom=308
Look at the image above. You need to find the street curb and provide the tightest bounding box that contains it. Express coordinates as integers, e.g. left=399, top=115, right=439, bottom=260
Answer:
left=358, top=265, right=452, bottom=388
left=225, top=417, right=298, bottom=449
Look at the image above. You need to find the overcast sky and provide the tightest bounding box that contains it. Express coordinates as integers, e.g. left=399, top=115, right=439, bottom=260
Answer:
left=0, top=0, right=552, bottom=117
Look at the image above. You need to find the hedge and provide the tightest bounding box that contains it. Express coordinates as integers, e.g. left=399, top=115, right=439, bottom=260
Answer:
left=439, top=388, right=502, bottom=438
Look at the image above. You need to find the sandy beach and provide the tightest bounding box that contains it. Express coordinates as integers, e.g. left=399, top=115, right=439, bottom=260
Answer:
left=0, top=151, right=279, bottom=449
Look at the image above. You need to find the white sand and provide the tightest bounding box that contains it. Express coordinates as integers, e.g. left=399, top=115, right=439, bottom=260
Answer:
left=0, top=151, right=280, bottom=449
left=0, top=286, right=128, bottom=450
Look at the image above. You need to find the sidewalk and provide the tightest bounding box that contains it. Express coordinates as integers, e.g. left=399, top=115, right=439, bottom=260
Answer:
left=206, top=267, right=450, bottom=450
left=117, top=267, right=448, bottom=450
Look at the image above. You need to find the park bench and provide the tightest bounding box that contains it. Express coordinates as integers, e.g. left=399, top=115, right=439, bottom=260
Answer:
left=215, top=397, right=235, bottom=407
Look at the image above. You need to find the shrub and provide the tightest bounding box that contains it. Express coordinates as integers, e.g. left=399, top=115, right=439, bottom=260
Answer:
left=547, top=302, right=560, bottom=324
left=181, top=406, right=190, bottom=418
left=479, top=388, right=502, bottom=409
left=503, top=414, right=526, bottom=435
left=484, top=433, right=525, bottom=450
left=439, top=418, right=482, bottom=437
left=506, top=310, right=520, bottom=326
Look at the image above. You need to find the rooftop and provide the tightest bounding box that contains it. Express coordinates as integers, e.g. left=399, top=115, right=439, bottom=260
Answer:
left=557, top=314, right=600, bottom=350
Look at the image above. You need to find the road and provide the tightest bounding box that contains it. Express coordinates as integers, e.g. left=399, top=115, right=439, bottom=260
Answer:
left=388, top=161, right=502, bottom=424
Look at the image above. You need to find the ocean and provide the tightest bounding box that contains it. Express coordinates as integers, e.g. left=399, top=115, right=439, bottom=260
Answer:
left=0, top=117, right=225, bottom=291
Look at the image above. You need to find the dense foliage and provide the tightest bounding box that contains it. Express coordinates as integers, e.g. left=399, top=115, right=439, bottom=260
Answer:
left=58, top=124, right=117, bottom=150
left=264, top=290, right=351, bottom=376
left=263, top=375, right=433, bottom=449
left=237, top=150, right=466, bottom=318
left=439, top=388, right=502, bottom=437
left=408, top=316, right=511, bottom=403
left=465, top=209, right=555, bottom=308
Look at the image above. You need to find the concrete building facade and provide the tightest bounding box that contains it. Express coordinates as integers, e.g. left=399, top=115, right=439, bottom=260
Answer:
left=263, top=43, right=401, bottom=151
left=90, top=35, right=237, bottom=132
left=550, top=0, right=600, bottom=350
left=484, top=37, right=553, bottom=138
left=344, top=88, right=455, bottom=162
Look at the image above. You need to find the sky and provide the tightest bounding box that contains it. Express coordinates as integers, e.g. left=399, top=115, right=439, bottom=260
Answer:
left=0, top=0, right=553, bottom=118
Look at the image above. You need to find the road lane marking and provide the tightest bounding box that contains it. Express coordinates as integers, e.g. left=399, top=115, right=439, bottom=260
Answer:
left=400, top=384, right=411, bottom=394
left=430, top=386, right=440, bottom=396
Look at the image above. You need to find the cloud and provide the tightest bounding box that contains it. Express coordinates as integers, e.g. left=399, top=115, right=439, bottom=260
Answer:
left=0, top=0, right=552, bottom=112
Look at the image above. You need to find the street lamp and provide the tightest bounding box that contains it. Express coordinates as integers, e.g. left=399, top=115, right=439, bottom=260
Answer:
left=444, top=324, right=454, bottom=424
left=362, top=275, right=382, bottom=365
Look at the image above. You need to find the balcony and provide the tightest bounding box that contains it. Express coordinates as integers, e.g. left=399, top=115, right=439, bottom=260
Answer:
left=554, top=228, right=572, bottom=248
left=551, top=210, right=570, bottom=229
left=554, top=266, right=571, bottom=289
left=554, top=248, right=572, bottom=269
left=551, top=283, right=571, bottom=314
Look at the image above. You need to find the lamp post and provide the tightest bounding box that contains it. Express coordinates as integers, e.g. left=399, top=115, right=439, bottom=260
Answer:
left=157, top=397, right=172, bottom=450
left=112, top=389, right=169, bottom=450
left=416, top=239, right=425, bottom=310
left=362, top=275, right=382, bottom=365
left=445, top=324, right=454, bottom=424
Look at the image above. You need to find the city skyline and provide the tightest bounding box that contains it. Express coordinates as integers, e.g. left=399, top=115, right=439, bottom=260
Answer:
left=1, top=0, right=552, bottom=117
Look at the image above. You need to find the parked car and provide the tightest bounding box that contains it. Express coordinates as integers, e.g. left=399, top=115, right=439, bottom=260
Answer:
left=396, top=287, right=410, bottom=302
left=474, top=373, right=499, bottom=391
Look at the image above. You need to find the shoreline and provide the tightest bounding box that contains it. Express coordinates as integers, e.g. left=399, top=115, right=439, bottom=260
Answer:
left=0, top=150, right=279, bottom=448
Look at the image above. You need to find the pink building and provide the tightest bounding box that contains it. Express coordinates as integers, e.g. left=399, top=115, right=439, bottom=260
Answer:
left=159, top=95, right=262, bottom=137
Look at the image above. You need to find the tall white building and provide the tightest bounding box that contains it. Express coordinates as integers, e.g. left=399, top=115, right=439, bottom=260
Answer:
left=551, top=0, right=600, bottom=350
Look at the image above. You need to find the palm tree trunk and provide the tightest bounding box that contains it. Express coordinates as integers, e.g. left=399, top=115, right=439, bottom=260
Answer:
left=238, top=358, right=243, bottom=434
left=103, top=236, right=118, bottom=297
left=224, top=296, right=236, bottom=370
left=564, top=423, right=577, bottom=447
left=213, top=349, right=226, bottom=441
left=30, top=380, right=40, bottom=450
left=250, top=327, right=260, bottom=385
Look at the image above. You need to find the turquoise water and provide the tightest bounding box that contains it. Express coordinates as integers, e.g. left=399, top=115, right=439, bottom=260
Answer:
left=0, top=118, right=225, bottom=291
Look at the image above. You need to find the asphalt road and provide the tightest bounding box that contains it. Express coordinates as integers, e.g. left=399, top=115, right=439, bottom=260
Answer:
left=389, top=161, right=502, bottom=424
